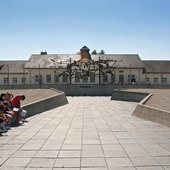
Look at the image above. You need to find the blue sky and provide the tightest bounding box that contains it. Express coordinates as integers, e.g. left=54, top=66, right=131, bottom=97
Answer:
left=0, top=0, right=170, bottom=60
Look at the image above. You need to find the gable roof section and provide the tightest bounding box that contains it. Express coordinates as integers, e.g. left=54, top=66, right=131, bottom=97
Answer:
left=92, top=54, right=145, bottom=68
left=0, top=60, right=27, bottom=74
left=25, top=54, right=81, bottom=68
left=143, top=60, right=170, bottom=73
left=25, top=54, right=145, bottom=69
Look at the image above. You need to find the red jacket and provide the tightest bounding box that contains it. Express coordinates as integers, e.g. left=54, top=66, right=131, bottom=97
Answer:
left=12, top=95, right=21, bottom=108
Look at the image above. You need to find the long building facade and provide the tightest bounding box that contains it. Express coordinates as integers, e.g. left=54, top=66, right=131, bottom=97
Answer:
left=0, top=46, right=170, bottom=86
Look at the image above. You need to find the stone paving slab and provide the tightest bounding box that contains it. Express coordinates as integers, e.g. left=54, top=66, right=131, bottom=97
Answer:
left=0, top=96, right=170, bottom=169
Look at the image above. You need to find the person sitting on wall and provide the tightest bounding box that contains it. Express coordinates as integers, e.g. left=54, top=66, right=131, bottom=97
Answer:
left=12, top=95, right=28, bottom=125
left=0, top=93, right=6, bottom=103
left=5, top=92, right=14, bottom=109
left=0, top=104, right=8, bottom=133
left=4, top=92, right=23, bottom=125
left=2, top=101, right=14, bottom=129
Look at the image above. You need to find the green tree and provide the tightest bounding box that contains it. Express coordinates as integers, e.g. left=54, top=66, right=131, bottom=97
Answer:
left=91, top=50, right=97, bottom=55
left=98, top=50, right=105, bottom=55
left=76, top=51, right=81, bottom=55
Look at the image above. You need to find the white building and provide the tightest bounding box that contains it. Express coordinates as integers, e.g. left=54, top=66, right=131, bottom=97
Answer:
left=0, top=46, right=170, bottom=86
left=143, top=60, right=170, bottom=85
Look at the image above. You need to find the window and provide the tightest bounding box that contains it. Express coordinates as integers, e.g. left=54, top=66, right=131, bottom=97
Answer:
left=119, top=71, right=124, bottom=73
left=35, top=75, right=39, bottom=83
left=46, top=74, right=51, bottom=83
left=75, top=73, right=80, bottom=83
left=90, top=72, right=95, bottom=83
left=22, top=77, right=26, bottom=83
left=132, top=75, right=135, bottom=78
left=153, top=77, right=158, bottom=84
left=82, top=76, right=88, bottom=83
left=128, top=74, right=136, bottom=83
left=145, top=77, right=149, bottom=82
left=54, top=75, right=59, bottom=83
left=103, top=75, right=108, bottom=82
left=63, top=75, right=67, bottom=83
left=35, top=75, right=42, bottom=84
left=4, top=78, right=8, bottom=84
left=162, top=77, right=167, bottom=84
left=13, top=78, right=17, bottom=84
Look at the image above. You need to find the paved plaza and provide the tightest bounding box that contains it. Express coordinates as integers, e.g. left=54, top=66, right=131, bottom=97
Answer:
left=0, top=96, right=170, bottom=169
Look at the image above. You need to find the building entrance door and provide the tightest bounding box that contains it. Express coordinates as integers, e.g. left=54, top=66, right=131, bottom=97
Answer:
left=119, top=74, right=124, bottom=84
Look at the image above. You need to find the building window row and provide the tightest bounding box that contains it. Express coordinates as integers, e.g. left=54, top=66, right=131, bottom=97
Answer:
left=146, top=77, right=168, bottom=84
left=2, top=74, right=168, bottom=84
left=3, top=77, right=26, bottom=84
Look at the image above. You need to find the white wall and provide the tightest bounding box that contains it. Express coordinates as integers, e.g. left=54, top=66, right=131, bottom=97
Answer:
left=114, top=68, right=142, bottom=84
left=1, top=68, right=170, bottom=85
left=0, top=74, right=25, bottom=85
left=144, top=73, right=170, bottom=84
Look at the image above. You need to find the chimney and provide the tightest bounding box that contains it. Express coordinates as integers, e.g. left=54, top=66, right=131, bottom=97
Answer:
left=40, top=51, right=47, bottom=55
left=80, top=46, right=91, bottom=61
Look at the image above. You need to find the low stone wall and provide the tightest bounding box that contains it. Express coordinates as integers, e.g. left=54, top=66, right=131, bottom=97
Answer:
left=1, top=84, right=170, bottom=96
left=111, top=90, right=149, bottom=102
left=23, top=91, right=68, bottom=118
left=11, top=90, right=68, bottom=124
left=111, top=90, right=170, bottom=127
left=54, top=84, right=115, bottom=96
left=132, top=104, right=170, bottom=127
left=132, top=93, right=170, bottom=127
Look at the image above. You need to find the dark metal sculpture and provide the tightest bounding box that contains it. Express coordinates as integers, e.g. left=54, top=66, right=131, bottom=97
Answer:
left=51, top=57, right=122, bottom=84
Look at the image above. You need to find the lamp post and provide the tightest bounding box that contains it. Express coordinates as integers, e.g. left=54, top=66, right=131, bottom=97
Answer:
left=138, top=69, right=141, bottom=84
left=54, top=69, right=57, bottom=84
left=38, top=64, right=41, bottom=86
left=145, top=67, right=147, bottom=84
left=130, top=64, right=132, bottom=84
left=99, top=57, right=101, bottom=84
left=29, top=69, right=32, bottom=84
left=69, top=58, right=72, bottom=84
left=51, top=59, right=57, bottom=84
left=22, top=64, right=25, bottom=85
left=161, top=65, right=163, bottom=85
left=6, top=64, right=9, bottom=85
